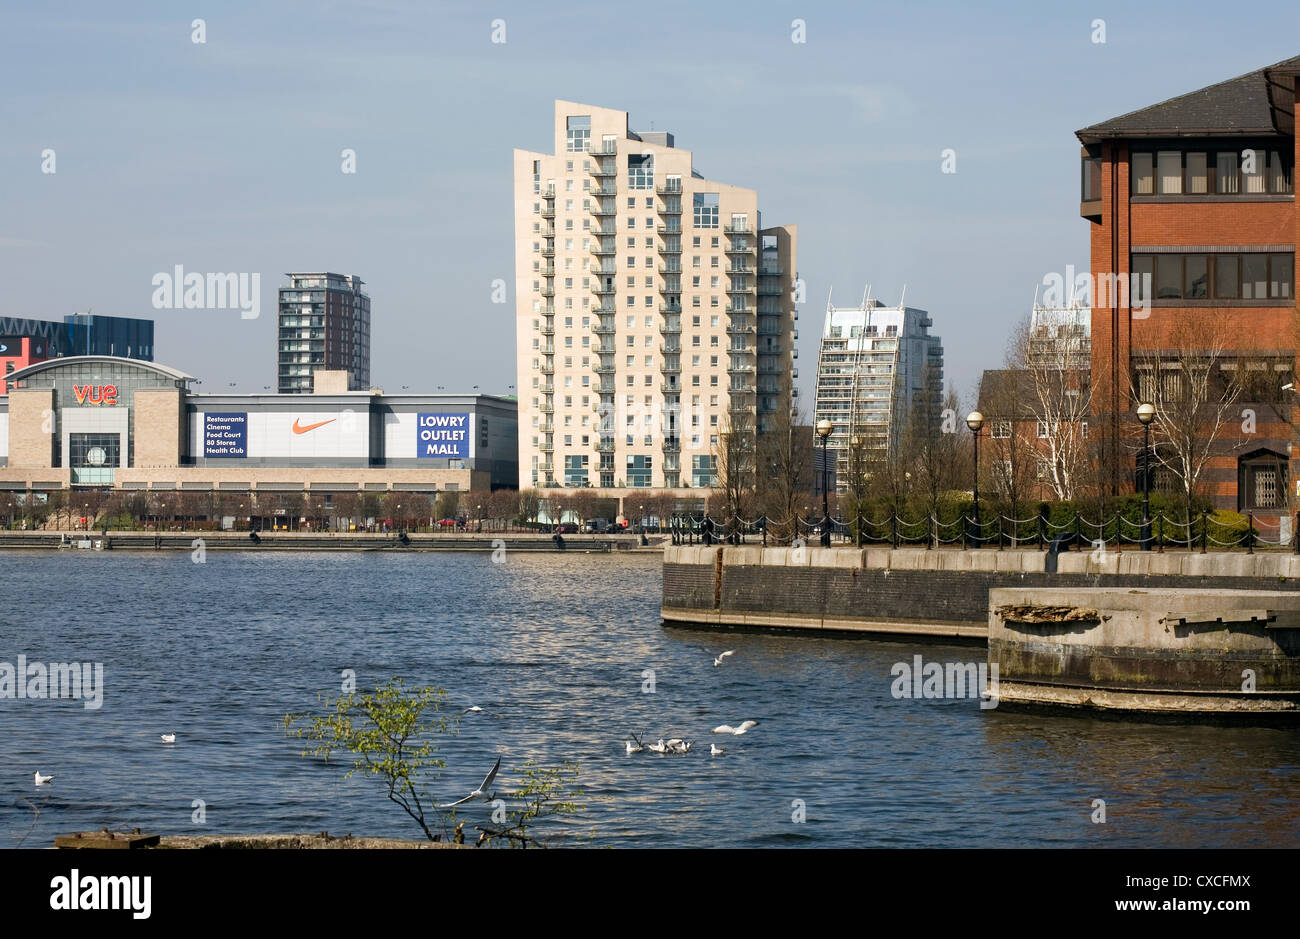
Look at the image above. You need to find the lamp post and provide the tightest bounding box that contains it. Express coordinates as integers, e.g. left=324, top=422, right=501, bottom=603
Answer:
left=1137, top=402, right=1155, bottom=551
left=816, top=419, right=833, bottom=547
left=966, top=412, right=984, bottom=548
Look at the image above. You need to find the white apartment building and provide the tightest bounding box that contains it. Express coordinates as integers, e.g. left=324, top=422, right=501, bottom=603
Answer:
left=812, top=293, right=944, bottom=482
left=513, top=100, right=798, bottom=493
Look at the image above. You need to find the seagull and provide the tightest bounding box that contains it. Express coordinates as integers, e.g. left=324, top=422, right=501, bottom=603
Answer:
left=712, top=720, right=759, bottom=735
left=625, top=731, right=645, bottom=755
left=462, top=706, right=483, bottom=715
left=34, top=772, right=54, bottom=786
left=647, top=739, right=668, bottom=754
left=438, top=757, right=501, bottom=808
left=713, top=650, right=736, bottom=667
left=160, top=732, right=176, bottom=744
left=710, top=744, right=725, bottom=756
left=669, top=740, right=692, bottom=754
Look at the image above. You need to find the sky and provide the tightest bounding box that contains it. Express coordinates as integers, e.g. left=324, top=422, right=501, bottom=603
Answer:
left=2, top=0, right=1297, bottom=407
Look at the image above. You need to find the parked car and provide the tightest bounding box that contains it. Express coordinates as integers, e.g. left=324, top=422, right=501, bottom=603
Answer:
left=585, top=518, right=612, bottom=533
left=437, top=518, right=458, bottom=527
left=556, top=522, right=579, bottom=534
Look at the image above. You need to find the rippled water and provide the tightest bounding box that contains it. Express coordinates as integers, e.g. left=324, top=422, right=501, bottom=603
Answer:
left=1, top=550, right=1297, bottom=848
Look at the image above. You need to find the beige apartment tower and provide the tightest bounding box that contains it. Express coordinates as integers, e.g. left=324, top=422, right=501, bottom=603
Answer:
left=513, top=100, right=798, bottom=494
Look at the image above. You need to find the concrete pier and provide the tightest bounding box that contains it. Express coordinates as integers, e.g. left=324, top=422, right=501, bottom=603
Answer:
left=988, top=587, right=1300, bottom=716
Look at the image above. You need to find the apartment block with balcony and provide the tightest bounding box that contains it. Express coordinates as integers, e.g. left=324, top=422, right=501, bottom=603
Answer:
left=812, top=294, right=943, bottom=485
left=512, top=100, right=798, bottom=493
left=1077, top=55, right=1298, bottom=520
left=277, top=273, right=371, bottom=394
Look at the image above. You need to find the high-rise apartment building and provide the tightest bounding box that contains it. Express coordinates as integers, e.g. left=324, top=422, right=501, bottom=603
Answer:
left=812, top=294, right=943, bottom=482
left=513, top=101, right=798, bottom=492
left=277, top=273, right=370, bottom=394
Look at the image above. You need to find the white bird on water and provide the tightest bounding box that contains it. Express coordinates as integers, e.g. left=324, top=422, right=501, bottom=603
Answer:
left=160, top=732, right=176, bottom=744
left=439, top=757, right=501, bottom=808
left=625, top=731, right=645, bottom=755
left=710, top=744, right=725, bottom=756
left=712, top=720, right=759, bottom=735
left=34, top=771, right=54, bottom=786
left=712, top=650, right=736, bottom=667
left=647, top=739, right=668, bottom=754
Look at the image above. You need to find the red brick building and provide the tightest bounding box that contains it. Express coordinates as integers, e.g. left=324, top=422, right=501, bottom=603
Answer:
left=1078, top=56, right=1298, bottom=523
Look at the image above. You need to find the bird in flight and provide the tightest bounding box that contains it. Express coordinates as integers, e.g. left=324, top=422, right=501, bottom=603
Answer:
left=439, top=757, right=501, bottom=808
left=625, top=731, right=645, bottom=755
left=712, top=650, right=737, bottom=667
left=462, top=706, right=483, bottom=715
left=712, top=720, right=759, bottom=735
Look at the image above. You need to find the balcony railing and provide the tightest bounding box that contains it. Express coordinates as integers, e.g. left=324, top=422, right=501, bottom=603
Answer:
left=724, top=223, right=753, bottom=234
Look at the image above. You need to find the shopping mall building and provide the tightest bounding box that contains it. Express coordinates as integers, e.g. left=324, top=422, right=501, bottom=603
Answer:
left=0, top=356, right=518, bottom=498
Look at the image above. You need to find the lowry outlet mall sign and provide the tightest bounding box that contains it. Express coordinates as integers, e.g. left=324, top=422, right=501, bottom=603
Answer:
left=417, top=412, right=469, bottom=458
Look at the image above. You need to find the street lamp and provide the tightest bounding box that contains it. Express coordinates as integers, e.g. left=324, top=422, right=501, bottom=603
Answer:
left=1137, top=402, right=1156, bottom=551
left=816, top=419, right=833, bottom=547
left=965, top=411, right=984, bottom=548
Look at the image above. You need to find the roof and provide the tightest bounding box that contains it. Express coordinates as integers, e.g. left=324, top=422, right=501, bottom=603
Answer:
left=977, top=369, right=1037, bottom=419
left=6, top=355, right=194, bottom=384
left=1076, top=55, right=1300, bottom=144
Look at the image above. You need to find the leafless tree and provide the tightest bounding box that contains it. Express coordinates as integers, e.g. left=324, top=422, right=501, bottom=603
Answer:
left=1016, top=313, right=1092, bottom=501
left=757, top=402, right=811, bottom=543
left=713, top=409, right=757, bottom=534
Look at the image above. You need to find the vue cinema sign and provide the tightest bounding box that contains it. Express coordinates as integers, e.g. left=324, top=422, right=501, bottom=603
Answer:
left=72, top=384, right=119, bottom=405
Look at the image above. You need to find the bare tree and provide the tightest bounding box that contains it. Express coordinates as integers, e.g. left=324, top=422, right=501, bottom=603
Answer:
left=713, top=409, right=757, bottom=535
left=1134, top=320, right=1247, bottom=523
left=1017, top=312, right=1092, bottom=501
left=757, top=402, right=811, bottom=543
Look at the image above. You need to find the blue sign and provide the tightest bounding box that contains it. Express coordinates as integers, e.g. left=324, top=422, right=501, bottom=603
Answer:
left=417, top=412, right=469, bottom=458
left=204, top=412, right=247, bottom=457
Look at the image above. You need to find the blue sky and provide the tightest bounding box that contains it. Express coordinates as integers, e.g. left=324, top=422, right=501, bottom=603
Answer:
left=1, top=0, right=1297, bottom=405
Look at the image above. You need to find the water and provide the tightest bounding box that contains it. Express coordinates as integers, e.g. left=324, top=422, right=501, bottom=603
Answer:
left=1, top=550, right=1297, bottom=848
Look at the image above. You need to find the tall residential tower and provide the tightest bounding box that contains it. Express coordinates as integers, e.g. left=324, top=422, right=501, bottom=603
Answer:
left=812, top=293, right=944, bottom=482
left=277, top=273, right=371, bottom=394
left=513, top=101, right=798, bottom=491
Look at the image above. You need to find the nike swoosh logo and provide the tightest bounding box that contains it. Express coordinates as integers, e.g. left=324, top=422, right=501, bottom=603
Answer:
left=292, top=418, right=336, bottom=435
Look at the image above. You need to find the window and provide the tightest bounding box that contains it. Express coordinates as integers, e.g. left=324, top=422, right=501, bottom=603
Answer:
left=1216, top=151, right=1239, bottom=193
left=1132, top=152, right=1154, bottom=195
left=628, top=154, right=653, bottom=190
left=991, top=421, right=1012, bottom=439
left=566, top=116, right=591, bottom=153
left=1239, top=451, right=1288, bottom=512
left=1157, top=151, right=1182, bottom=194
left=627, top=454, right=653, bottom=487
left=1185, top=152, right=1208, bottom=194
left=693, top=193, right=719, bottom=228
left=1035, top=420, right=1050, bottom=439
left=1132, top=252, right=1293, bottom=301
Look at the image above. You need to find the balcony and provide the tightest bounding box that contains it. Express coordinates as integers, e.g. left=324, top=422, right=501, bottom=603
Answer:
left=661, top=342, right=681, bottom=354
left=539, top=423, right=553, bottom=434
left=656, top=179, right=683, bottom=194
left=590, top=262, right=617, bottom=274
left=591, top=225, right=617, bottom=236
left=541, top=206, right=555, bottom=219
left=660, top=362, right=681, bottom=374
left=591, top=160, right=617, bottom=178
left=757, top=283, right=784, bottom=295
left=661, top=383, right=681, bottom=394
left=659, top=264, right=682, bottom=274
left=539, top=264, right=555, bottom=276
left=727, top=264, right=754, bottom=275
left=660, top=304, right=682, bottom=314
left=541, top=245, right=555, bottom=258
left=541, top=286, right=554, bottom=297
left=540, top=224, right=555, bottom=237
left=724, top=223, right=753, bottom=235
left=657, top=224, right=682, bottom=235
left=758, top=265, right=782, bottom=276
left=725, top=242, right=754, bottom=255
left=594, top=364, right=616, bottom=375
left=658, top=242, right=681, bottom=255
left=662, top=437, right=681, bottom=452
left=593, top=242, right=617, bottom=256
left=592, top=283, right=617, bottom=295
left=596, top=438, right=616, bottom=453
left=725, top=284, right=752, bottom=295
left=591, top=201, right=616, bottom=217
left=727, top=362, right=756, bottom=375
left=726, top=324, right=755, bottom=335
left=592, top=322, right=616, bottom=335
left=590, top=184, right=617, bottom=197
left=590, top=141, right=617, bottom=155
left=659, top=322, right=681, bottom=337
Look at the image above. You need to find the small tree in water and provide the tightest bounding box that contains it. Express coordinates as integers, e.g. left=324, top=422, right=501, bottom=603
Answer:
left=284, top=678, right=455, bottom=842
left=284, top=678, right=585, bottom=847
